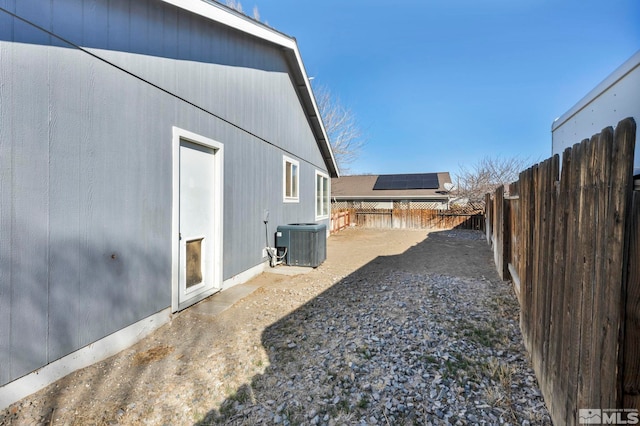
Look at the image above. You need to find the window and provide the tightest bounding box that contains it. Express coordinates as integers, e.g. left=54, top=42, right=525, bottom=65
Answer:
left=315, top=170, right=329, bottom=219
left=283, top=156, right=299, bottom=202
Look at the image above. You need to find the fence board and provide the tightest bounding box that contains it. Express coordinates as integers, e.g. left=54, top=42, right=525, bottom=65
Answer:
left=507, top=197, right=521, bottom=300
left=523, top=166, right=536, bottom=355
left=541, top=156, right=559, bottom=401
left=531, top=162, right=543, bottom=377
left=565, top=138, right=588, bottom=426
left=503, top=194, right=512, bottom=281
left=601, top=118, right=635, bottom=410
left=548, top=148, right=571, bottom=421
left=484, top=117, right=637, bottom=425
left=330, top=210, right=351, bottom=234
left=493, top=186, right=505, bottom=279
left=339, top=208, right=484, bottom=231
left=576, top=134, right=598, bottom=414
left=623, top=191, right=640, bottom=410
left=485, top=192, right=492, bottom=244
left=585, top=127, right=612, bottom=411
left=355, top=210, right=392, bottom=228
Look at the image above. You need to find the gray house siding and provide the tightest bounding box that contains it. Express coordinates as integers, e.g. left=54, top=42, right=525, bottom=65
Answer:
left=0, top=0, right=332, bottom=389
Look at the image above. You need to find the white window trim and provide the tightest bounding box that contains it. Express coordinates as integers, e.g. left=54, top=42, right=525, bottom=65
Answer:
left=315, top=170, right=330, bottom=220
left=283, top=155, right=300, bottom=203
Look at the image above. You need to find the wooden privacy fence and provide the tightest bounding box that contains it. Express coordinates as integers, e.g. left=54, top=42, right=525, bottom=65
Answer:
left=331, top=208, right=484, bottom=231
left=330, top=210, right=351, bottom=234
left=485, top=117, right=639, bottom=425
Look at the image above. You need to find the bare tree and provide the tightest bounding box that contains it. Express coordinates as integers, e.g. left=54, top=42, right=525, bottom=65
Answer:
left=224, top=0, right=261, bottom=20
left=454, top=155, right=531, bottom=204
left=221, top=2, right=363, bottom=172
left=313, top=84, right=365, bottom=174
left=225, top=0, right=243, bottom=13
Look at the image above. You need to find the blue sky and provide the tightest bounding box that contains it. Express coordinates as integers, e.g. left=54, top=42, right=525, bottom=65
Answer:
left=254, top=0, right=639, bottom=177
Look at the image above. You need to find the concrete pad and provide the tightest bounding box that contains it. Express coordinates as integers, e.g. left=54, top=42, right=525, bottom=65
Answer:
left=190, top=284, right=260, bottom=316
left=265, top=265, right=315, bottom=276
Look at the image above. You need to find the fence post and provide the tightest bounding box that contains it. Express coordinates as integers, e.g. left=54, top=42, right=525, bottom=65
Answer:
left=623, top=190, right=640, bottom=410
left=485, top=192, right=492, bottom=245
left=503, top=193, right=511, bottom=281
left=493, top=185, right=505, bottom=280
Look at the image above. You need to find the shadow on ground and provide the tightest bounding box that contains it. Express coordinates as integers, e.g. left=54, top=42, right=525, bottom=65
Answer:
left=195, top=230, right=550, bottom=425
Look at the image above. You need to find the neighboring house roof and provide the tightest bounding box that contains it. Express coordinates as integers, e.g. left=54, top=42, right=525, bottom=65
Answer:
left=159, top=0, right=339, bottom=177
left=332, top=172, right=452, bottom=200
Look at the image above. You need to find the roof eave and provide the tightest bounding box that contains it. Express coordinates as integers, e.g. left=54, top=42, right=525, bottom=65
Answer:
left=552, top=49, right=640, bottom=132
left=282, top=48, right=339, bottom=177
left=157, top=0, right=340, bottom=177
left=332, top=195, right=449, bottom=200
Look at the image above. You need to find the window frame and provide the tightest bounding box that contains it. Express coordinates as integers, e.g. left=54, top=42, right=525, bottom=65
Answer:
left=283, top=155, right=300, bottom=203
left=315, top=170, right=330, bottom=220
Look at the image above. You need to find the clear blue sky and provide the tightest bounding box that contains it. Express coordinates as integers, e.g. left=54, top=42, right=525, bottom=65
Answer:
left=254, top=0, right=639, bottom=177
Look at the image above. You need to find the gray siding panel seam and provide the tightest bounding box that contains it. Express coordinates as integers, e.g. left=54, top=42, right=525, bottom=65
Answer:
left=0, top=5, right=329, bottom=173
left=0, top=39, right=13, bottom=385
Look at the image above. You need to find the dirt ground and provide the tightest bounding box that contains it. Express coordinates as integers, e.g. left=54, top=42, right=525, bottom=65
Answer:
left=1, top=227, right=510, bottom=425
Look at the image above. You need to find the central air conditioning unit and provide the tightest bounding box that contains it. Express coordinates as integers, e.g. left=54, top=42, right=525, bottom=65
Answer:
left=276, top=223, right=327, bottom=267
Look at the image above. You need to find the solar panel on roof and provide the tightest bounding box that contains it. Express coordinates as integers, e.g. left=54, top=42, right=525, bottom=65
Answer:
left=373, top=173, right=440, bottom=190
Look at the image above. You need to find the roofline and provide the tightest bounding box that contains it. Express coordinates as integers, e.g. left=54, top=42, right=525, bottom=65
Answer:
left=372, top=172, right=451, bottom=178
left=332, top=196, right=449, bottom=200
left=552, top=50, right=640, bottom=132
left=161, top=0, right=294, bottom=48
left=158, top=0, right=339, bottom=177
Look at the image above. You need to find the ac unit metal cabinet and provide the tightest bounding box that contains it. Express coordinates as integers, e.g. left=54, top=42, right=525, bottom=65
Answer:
left=276, top=223, right=327, bottom=267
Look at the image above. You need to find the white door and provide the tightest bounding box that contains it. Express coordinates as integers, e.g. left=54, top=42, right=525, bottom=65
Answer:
left=172, top=128, right=224, bottom=312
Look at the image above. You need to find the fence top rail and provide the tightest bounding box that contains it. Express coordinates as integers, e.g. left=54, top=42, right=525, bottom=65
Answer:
left=355, top=210, right=393, bottom=214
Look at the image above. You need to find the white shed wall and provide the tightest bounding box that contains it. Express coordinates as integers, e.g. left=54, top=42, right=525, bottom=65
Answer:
left=552, top=51, right=640, bottom=176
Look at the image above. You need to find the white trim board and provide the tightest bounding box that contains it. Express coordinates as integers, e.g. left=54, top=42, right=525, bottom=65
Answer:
left=315, top=169, right=330, bottom=220
left=0, top=260, right=269, bottom=411
left=0, top=308, right=171, bottom=411
left=171, top=126, right=225, bottom=312
left=222, top=261, right=268, bottom=291
left=158, top=0, right=297, bottom=50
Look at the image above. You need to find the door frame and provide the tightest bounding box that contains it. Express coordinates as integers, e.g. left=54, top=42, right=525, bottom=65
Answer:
left=171, top=126, right=224, bottom=312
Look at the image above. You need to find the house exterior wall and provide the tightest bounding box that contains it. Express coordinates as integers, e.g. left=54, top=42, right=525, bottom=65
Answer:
left=551, top=51, right=640, bottom=176
left=0, top=0, right=330, bottom=388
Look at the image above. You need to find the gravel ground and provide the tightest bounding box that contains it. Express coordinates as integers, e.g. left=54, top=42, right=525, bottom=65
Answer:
left=0, top=228, right=551, bottom=425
